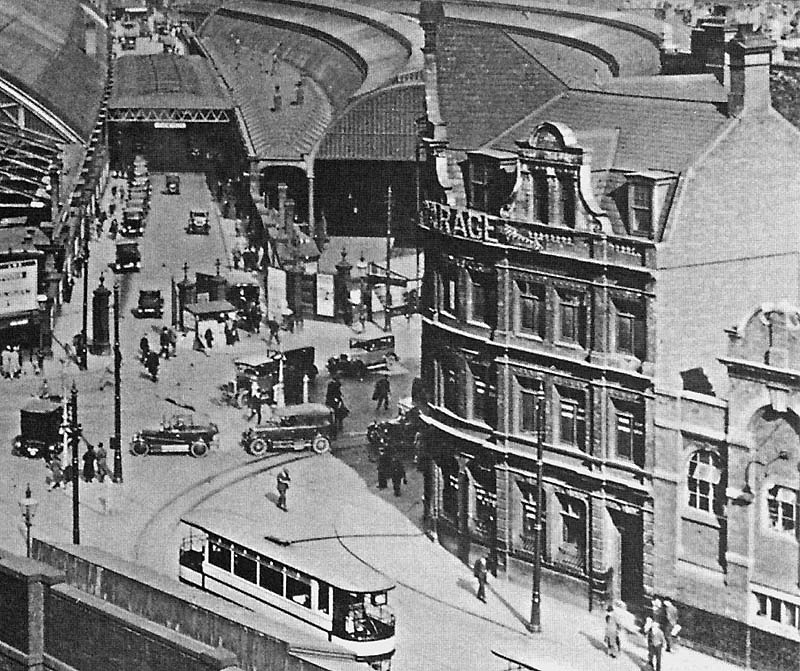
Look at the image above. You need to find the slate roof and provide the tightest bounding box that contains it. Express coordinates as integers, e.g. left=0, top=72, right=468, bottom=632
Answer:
left=489, top=89, right=729, bottom=173
left=109, top=55, right=232, bottom=110
left=436, top=20, right=567, bottom=151
left=316, top=82, right=426, bottom=161
left=0, top=0, right=106, bottom=141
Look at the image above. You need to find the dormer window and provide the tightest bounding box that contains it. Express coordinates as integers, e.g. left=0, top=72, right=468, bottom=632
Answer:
left=466, top=150, right=517, bottom=215
left=625, top=170, right=677, bottom=239
left=629, top=182, right=652, bottom=235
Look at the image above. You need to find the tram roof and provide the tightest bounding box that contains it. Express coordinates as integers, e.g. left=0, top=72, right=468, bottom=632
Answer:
left=182, top=508, right=395, bottom=594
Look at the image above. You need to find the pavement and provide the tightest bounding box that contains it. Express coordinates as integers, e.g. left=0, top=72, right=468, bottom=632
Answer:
left=0, top=168, right=745, bottom=671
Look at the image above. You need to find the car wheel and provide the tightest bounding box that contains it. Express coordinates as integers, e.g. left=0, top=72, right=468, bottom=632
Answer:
left=367, top=424, right=381, bottom=445
left=312, top=435, right=331, bottom=454
left=249, top=438, right=269, bottom=456
left=131, top=438, right=149, bottom=456
left=190, top=439, right=208, bottom=458
left=11, top=435, right=22, bottom=457
left=235, top=389, right=249, bottom=409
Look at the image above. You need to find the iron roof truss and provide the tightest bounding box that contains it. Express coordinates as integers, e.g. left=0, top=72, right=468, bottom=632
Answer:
left=108, top=108, right=230, bottom=122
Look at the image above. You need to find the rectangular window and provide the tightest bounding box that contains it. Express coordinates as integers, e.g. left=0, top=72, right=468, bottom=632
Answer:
left=208, top=539, right=231, bottom=571
left=616, top=301, right=646, bottom=359
left=468, top=272, right=495, bottom=326
left=233, top=552, right=257, bottom=583
left=560, top=498, right=585, bottom=548
left=560, top=177, right=575, bottom=228
left=317, top=582, right=331, bottom=614
left=631, top=183, right=652, bottom=234
left=473, top=373, right=487, bottom=422
left=259, top=562, right=284, bottom=594
left=615, top=405, right=645, bottom=467
left=558, top=391, right=586, bottom=449
left=558, top=292, right=585, bottom=346
left=441, top=267, right=459, bottom=315
left=471, top=162, right=489, bottom=212
left=518, top=282, right=546, bottom=338
left=534, top=173, right=549, bottom=224
left=286, top=573, right=312, bottom=608
left=443, top=364, right=459, bottom=414
left=520, top=389, right=541, bottom=435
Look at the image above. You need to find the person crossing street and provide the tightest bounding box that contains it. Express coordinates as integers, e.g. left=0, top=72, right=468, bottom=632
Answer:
left=276, top=468, right=291, bottom=511
left=372, top=374, right=391, bottom=412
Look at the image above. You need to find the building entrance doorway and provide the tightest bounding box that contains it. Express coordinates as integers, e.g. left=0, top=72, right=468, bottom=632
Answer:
left=609, top=509, right=643, bottom=607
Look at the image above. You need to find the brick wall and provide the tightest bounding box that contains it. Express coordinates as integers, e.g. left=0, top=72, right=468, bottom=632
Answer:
left=751, top=627, right=800, bottom=671
left=677, top=601, right=748, bottom=665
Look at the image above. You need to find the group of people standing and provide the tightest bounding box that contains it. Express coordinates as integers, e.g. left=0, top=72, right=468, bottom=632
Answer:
left=325, top=377, right=349, bottom=438
left=140, top=327, right=178, bottom=381
left=45, top=441, right=113, bottom=491
left=602, top=597, right=679, bottom=670
left=1, top=345, right=24, bottom=379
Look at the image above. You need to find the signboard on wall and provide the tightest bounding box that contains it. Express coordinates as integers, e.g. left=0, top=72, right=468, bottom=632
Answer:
left=0, top=259, right=37, bottom=315
left=316, top=273, right=335, bottom=317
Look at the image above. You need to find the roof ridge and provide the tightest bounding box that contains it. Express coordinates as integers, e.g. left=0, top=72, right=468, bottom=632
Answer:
left=572, top=86, right=724, bottom=104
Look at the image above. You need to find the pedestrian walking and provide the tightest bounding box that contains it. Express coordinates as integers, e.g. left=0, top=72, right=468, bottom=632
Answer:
left=82, top=443, right=96, bottom=483
left=204, top=327, right=214, bottom=350
left=159, top=326, right=171, bottom=359
left=168, top=327, right=177, bottom=357
left=95, top=442, right=112, bottom=483
left=33, top=349, right=45, bottom=376
left=46, top=455, right=64, bottom=490
left=146, top=349, right=160, bottom=382
left=604, top=603, right=621, bottom=658
left=647, top=619, right=665, bottom=671
left=473, top=555, right=489, bottom=602
left=249, top=389, right=264, bottom=423
left=294, top=309, right=304, bottom=332
left=372, top=374, right=391, bottom=411
left=1, top=345, right=10, bottom=378
left=12, top=345, right=21, bottom=378
left=109, top=217, right=118, bottom=239
left=267, top=319, right=281, bottom=346
left=377, top=446, right=391, bottom=489
left=663, top=598, right=680, bottom=652
left=276, top=468, right=291, bottom=511
left=390, top=455, right=406, bottom=497
left=140, top=334, right=150, bottom=363
left=333, top=398, right=348, bottom=437
left=326, top=377, right=342, bottom=407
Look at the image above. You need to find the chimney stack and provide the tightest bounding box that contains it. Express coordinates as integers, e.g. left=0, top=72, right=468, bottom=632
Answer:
left=691, top=5, right=737, bottom=86
left=728, top=27, right=775, bottom=117
left=419, top=1, right=445, bottom=54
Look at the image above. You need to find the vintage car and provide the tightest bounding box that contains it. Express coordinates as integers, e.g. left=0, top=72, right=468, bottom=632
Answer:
left=221, top=347, right=317, bottom=408
left=130, top=415, right=219, bottom=457
left=132, top=289, right=163, bottom=318
left=121, top=33, right=137, bottom=50
left=110, top=241, right=141, bottom=273
left=12, top=397, right=63, bottom=459
left=165, top=173, right=180, bottom=195
left=327, top=335, right=397, bottom=379
left=241, top=403, right=333, bottom=456
left=186, top=210, right=210, bottom=235
left=367, top=401, right=422, bottom=454
left=120, top=207, right=145, bottom=237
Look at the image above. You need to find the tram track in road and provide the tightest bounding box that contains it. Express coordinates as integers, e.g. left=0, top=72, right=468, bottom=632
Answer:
left=132, top=450, right=315, bottom=573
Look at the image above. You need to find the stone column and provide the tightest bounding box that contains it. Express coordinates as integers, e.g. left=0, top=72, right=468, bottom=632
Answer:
left=90, top=274, right=111, bottom=355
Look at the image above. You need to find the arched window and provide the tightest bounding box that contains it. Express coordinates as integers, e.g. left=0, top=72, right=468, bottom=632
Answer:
left=767, top=485, right=798, bottom=534
left=687, top=451, right=723, bottom=515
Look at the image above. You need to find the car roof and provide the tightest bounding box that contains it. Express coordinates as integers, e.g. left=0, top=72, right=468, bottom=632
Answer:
left=271, top=403, right=331, bottom=418
left=190, top=210, right=208, bottom=216
left=234, top=352, right=282, bottom=367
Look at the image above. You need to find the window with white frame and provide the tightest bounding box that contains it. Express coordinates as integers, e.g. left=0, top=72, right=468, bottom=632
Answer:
left=517, top=281, right=546, bottom=338
left=558, top=388, right=586, bottom=450
left=629, top=181, right=653, bottom=235
left=557, top=290, right=585, bottom=346
left=687, top=451, right=723, bottom=515
left=614, top=402, right=645, bottom=468
left=767, top=485, right=798, bottom=534
left=754, top=591, right=800, bottom=629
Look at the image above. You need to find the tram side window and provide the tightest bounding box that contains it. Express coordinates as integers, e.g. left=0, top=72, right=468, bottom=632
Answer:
left=317, top=581, right=331, bottom=614
left=208, top=539, right=231, bottom=571
left=286, top=571, right=311, bottom=608
left=259, top=562, right=284, bottom=595
left=233, top=552, right=257, bottom=583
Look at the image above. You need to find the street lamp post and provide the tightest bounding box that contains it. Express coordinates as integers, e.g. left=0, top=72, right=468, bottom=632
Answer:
left=18, top=484, right=38, bottom=558
left=385, top=185, right=392, bottom=333
left=528, top=390, right=545, bottom=633
left=112, top=281, right=123, bottom=483
left=69, top=381, right=81, bottom=545
left=80, top=217, right=89, bottom=370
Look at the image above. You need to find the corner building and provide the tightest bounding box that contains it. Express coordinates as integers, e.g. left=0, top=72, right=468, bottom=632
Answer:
left=418, top=6, right=800, bottom=667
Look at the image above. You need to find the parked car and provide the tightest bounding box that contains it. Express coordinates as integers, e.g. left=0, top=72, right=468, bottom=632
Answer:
left=221, top=347, right=317, bottom=408
left=186, top=210, right=210, bottom=235
left=12, top=398, right=63, bottom=459
left=241, top=403, right=333, bottom=456
left=132, top=289, right=163, bottom=318
left=130, top=415, right=219, bottom=457
left=110, top=241, right=141, bottom=273
left=120, top=207, right=144, bottom=237
left=327, top=335, right=397, bottom=379
left=165, top=173, right=180, bottom=195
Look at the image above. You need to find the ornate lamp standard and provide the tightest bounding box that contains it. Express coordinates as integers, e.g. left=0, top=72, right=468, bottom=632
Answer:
left=18, top=484, right=38, bottom=558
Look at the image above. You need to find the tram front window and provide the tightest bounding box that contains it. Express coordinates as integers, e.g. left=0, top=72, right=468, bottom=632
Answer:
left=335, top=592, right=395, bottom=640
left=179, top=533, right=206, bottom=572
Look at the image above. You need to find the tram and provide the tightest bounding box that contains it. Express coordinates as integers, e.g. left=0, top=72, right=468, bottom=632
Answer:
left=179, top=510, right=396, bottom=668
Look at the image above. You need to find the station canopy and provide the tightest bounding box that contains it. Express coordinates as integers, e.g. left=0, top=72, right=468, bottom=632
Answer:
left=0, top=123, right=59, bottom=210
left=108, top=54, right=233, bottom=124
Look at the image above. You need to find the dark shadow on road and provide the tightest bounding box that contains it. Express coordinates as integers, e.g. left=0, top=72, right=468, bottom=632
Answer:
left=487, top=581, right=530, bottom=629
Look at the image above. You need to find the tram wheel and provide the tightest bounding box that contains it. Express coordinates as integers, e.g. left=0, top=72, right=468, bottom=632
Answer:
left=249, top=438, right=269, bottom=456
left=312, top=435, right=331, bottom=454
left=190, top=439, right=208, bottom=458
